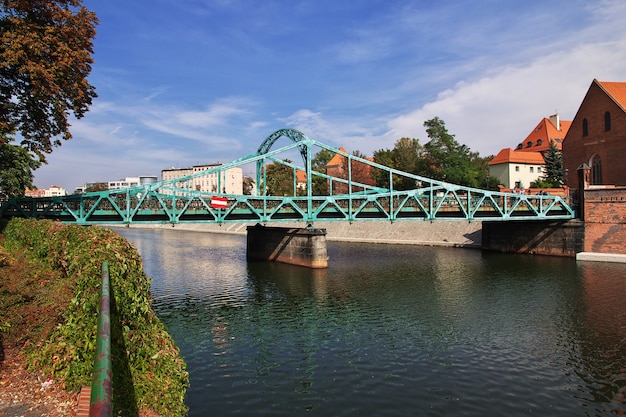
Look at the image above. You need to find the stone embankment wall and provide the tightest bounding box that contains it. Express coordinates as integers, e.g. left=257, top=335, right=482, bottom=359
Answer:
left=125, top=220, right=484, bottom=248
left=482, top=220, right=584, bottom=257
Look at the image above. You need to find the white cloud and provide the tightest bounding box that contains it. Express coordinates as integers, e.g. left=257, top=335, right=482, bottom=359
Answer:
left=385, top=2, right=626, bottom=156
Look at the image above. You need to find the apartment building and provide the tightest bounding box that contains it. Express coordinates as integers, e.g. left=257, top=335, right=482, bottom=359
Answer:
left=25, top=185, right=67, bottom=198
left=161, top=164, right=243, bottom=194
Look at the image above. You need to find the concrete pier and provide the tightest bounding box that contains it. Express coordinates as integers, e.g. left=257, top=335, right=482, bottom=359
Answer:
left=246, top=224, right=329, bottom=268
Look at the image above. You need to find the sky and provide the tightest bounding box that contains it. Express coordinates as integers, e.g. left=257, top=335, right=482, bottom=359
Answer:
left=33, top=0, right=626, bottom=192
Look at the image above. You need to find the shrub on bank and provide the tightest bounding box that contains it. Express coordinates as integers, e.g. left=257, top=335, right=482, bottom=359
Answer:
left=2, top=218, right=189, bottom=416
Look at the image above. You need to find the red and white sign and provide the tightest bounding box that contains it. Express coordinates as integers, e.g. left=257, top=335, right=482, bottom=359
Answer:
left=210, top=196, right=228, bottom=209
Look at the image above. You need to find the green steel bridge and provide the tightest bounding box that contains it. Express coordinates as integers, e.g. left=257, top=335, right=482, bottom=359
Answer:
left=0, top=129, right=575, bottom=225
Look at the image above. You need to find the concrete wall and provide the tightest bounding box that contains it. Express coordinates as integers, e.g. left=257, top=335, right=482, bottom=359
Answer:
left=482, top=220, right=584, bottom=257
left=246, top=224, right=328, bottom=268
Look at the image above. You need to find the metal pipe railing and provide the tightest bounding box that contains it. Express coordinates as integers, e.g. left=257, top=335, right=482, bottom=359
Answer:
left=89, top=261, right=113, bottom=417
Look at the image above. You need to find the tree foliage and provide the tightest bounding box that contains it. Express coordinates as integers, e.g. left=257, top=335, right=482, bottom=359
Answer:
left=0, top=137, right=40, bottom=199
left=373, top=138, right=425, bottom=190
left=422, top=117, right=484, bottom=187
left=311, top=148, right=333, bottom=195
left=372, top=118, right=495, bottom=190
left=541, top=139, right=563, bottom=187
left=264, top=159, right=296, bottom=196
left=0, top=0, right=98, bottom=160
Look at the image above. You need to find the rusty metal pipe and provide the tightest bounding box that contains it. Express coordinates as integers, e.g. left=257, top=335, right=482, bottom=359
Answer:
left=89, top=261, right=112, bottom=417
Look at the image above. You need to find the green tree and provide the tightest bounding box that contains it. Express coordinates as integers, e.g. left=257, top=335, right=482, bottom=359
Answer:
left=423, top=117, right=485, bottom=187
left=0, top=0, right=98, bottom=161
left=242, top=176, right=255, bottom=195
left=264, top=159, right=295, bottom=196
left=311, top=148, right=333, bottom=195
left=541, top=140, right=563, bottom=187
left=0, top=137, right=41, bottom=199
left=372, top=138, right=424, bottom=190
left=372, top=148, right=394, bottom=188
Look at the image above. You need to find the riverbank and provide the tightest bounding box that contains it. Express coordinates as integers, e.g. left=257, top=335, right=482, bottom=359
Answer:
left=0, top=219, right=189, bottom=417
left=0, top=244, right=77, bottom=416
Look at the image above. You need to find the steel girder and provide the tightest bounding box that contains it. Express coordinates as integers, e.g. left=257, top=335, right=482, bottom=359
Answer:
left=0, top=129, right=576, bottom=224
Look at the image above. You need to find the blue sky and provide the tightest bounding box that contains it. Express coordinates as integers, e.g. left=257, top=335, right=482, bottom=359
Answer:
left=34, top=0, right=626, bottom=192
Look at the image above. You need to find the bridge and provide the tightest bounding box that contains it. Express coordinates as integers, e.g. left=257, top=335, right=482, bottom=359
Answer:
left=0, top=129, right=575, bottom=225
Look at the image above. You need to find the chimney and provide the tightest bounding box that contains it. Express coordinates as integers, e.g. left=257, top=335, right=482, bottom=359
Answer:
left=549, top=113, right=560, bottom=131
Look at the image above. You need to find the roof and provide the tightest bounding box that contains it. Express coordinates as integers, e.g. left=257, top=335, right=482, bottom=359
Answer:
left=326, top=147, right=348, bottom=167
left=516, top=116, right=570, bottom=152
left=296, top=170, right=306, bottom=183
left=596, top=80, right=626, bottom=112
left=489, top=148, right=545, bottom=165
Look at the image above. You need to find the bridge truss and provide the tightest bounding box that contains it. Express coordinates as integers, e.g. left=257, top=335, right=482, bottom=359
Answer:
left=0, top=129, right=575, bottom=225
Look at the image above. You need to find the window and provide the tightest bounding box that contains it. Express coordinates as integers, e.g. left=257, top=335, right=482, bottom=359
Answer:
left=591, top=155, right=602, bottom=185
left=536, top=139, right=543, bottom=146
left=582, top=118, right=589, bottom=136
left=515, top=166, right=520, bottom=172
left=526, top=141, right=533, bottom=148
left=530, top=167, right=534, bottom=173
left=605, top=111, right=611, bottom=131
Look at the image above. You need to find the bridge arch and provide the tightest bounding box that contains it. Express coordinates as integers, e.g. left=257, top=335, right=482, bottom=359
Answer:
left=257, top=128, right=310, bottom=164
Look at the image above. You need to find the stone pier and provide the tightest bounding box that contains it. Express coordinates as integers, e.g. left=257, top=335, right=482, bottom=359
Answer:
left=246, top=224, right=329, bottom=268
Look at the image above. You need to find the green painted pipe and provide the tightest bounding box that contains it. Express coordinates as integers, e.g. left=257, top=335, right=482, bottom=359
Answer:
left=89, top=261, right=112, bottom=417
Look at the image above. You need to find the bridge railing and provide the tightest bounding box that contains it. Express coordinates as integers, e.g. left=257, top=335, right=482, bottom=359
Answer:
left=0, top=129, right=576, bottom=224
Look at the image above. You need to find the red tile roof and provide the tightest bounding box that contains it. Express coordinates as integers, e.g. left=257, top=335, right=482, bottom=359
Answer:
left=597, top=80, right=626, bottom=112
left=489, top=148, right=545, bottom=165
left=516, top=117, right=570, bottom=152
left=326, top=147, right=348, bottom=167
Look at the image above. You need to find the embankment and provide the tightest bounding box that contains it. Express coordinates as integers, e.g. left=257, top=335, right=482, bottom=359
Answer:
left=121, top=220, right=484, bottom=248
left=0, top=218, right=189, bottom=417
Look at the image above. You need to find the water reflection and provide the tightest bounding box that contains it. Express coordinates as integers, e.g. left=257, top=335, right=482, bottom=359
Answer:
left=114, top=227, right=626, bottom=417
left=575, top=262, right=626, bottom=414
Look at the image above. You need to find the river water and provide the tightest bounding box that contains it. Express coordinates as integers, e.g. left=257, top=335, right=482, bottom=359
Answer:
left=115, top=227, right=626, bottom=417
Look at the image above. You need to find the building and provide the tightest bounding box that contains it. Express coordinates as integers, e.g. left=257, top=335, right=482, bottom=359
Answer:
left=108, top=176, right=158, bottom=190
left=325, top=147, right=376, bottom=194
left=161, top=164, right=243, bottom=194
left=25, top=185, right=68, bottom=198
left=563, top=79, right=626, bottom=187
left=489, top=115, right=571, bottom=189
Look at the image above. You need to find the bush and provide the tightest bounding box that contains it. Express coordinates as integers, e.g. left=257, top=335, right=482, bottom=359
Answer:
left=2, top=218, right=188, bottom=416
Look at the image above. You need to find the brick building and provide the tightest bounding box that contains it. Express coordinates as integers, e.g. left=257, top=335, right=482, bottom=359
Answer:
left=563, top=79, right=626, bottom=187
left=325, top=147, right=376, bottom=194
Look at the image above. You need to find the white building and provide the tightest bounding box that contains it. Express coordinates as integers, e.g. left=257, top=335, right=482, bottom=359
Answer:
left=161, top=164, right=243, bottom=194
left=108, top=176, right=158, bottom=190
left=25, top=185, right=67, bottom=198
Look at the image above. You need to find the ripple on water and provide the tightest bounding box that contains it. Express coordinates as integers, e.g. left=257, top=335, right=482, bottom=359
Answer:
left=115, top=229, right=626, bottom=417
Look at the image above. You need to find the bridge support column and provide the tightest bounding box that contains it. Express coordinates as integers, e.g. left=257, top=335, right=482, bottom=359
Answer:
left=246, top=224, right=328, bottom=268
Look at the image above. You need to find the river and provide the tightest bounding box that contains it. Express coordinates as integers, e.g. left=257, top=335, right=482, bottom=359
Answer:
left=115, top=227, right=626, bottom=417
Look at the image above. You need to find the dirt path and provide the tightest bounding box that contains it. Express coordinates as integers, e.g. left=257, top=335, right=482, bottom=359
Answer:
left=0, top=347, right=77, bottom=416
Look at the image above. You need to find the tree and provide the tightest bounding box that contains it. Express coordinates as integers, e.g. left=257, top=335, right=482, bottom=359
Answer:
left=311, top=148, right=333, bottom=195
left=0, top=137, right=40, bottom=199
left=423, top=117, right=486, bottom=187
left=372, top=138, right=424, bottom=190
left=541, top=140, right=563, bottom=187
left=264, top=159, right=295, bottom=196
left=243, top=176, right=255, bottom=195
left=0, top=0, right=98, bottom=161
